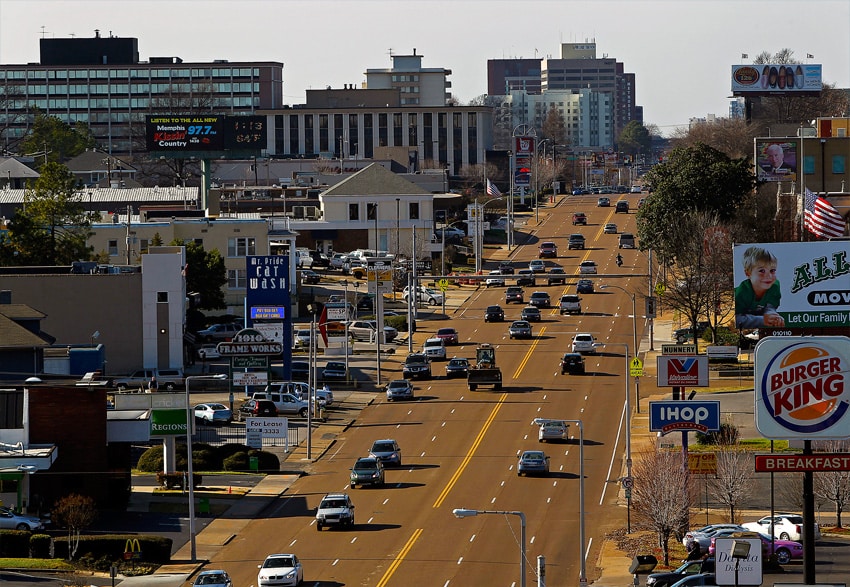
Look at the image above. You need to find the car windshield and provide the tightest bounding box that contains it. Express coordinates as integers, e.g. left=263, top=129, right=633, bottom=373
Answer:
left=355, top=460, right=378, bottom=470
left=264, top=557, right=295, bottom=568
left=372, top=442, right=395, bottom=452
left=523, top=452, right=544, bottom=460
left=437, top=329, right=454, bottom=335
left=449, top=359, right=467, bottom=365
left=326, top=362, right=344, bottom=370
left=207, top=404, right=227, bottom=410
left=196, top=573, right=230, bottom=584
left=321, top=499, right=347, bottom=509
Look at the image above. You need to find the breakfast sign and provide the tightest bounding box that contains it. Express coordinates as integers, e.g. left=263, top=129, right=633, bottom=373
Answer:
left=754, top=336, right=850, bottom=439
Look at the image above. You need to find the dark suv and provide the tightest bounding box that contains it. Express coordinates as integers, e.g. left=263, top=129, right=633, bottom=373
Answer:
left=505, top=286, right=524, bottom=304
left=484, top=305, right=505, bottom=322
left=402, top=353, right=432, bottom=380
left=237, top=399, right=277, bottom=421
left=568, top=234, right=586, bottom=250
left=498, top=261, right=515, bottom=275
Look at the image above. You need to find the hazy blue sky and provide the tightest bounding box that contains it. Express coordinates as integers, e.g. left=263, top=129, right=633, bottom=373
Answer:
left=1, top=0, right=847, bottom=135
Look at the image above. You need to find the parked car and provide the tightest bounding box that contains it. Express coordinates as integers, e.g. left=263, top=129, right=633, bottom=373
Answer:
left=422, top=337, right=447, bottom=361
left=436, top=327, right=459, bottom=345
left=603, top=222, right=618, bottom=234
left=516, top=269, right=536, bottom=286
left=194, top=403, right=233, bottom=425
left=597, top=196, right=610, bottom=207
left=292, top=329, right=312, bottom=349
left=350, top=457, right=385, bottom=488
left=538, top=241, right=558, bottom=258
left=579, top=260, right=597, bottom=274
left=315, top=493, right=355, bottom=530
left=666, top=573, right=717, bottom=586
left=559, top=294, right=581, bottom=315
left=484, top=305, right=505, bottom=322
left=197, top=322, right=241, bottom=343
left=529, top=291, right=551, bottom=308
left=521, top=305, right=542, bottom=322
left=529, top=259, right=546, bottom=273
left=300, top=269, right=321, bottom=285
left=517, top=450, right=550, bottom=476
left=547, top=267, right=567, bottom=285
left=402, top=285, right=443, bottom=305
left=615, top=200, right=630, bottom=213
left=249, top=391, right=310, bottom=416
left=485, top=270, right=506, bottom=287
left=505, top=286, right=525, bottom=304
left=308, top=250, right=330, bottom=269
left=386, top=379, right=414, bottom=401
left=571, top=333, right=596, bottom=354
left=560, top=352, right=586, bottom=374
left=708, top=530, right=803, bottom=564
left=646, top=558, right=715, bottom=587
left=568, top=233, right=586, bottom=250
left=576, top=279, right=594, bottom=294
left=508, top=320, right=533, bottom=339
left=291, top=361, right=310, bottom=382
left=537, top=419, right=568, bottom=442
left=572, top=212, right=588, bottom=225
left=322, top=361, right=348, bottom=382
left=257, top=554, right=302, bottom=586
left=237, top=399, right=277, bottom=421
left=445, top=357, right=470, bottom=378
left=197, top=344, right=221, bottom=360
left=114, top=368, right=184, bottom=391
left=369, top=439, right=402, bottom=467
left=402, top=353, right=432, bottom=380
left=194, top=569, right=233, bottom=587
left=330, top=253, right=349, bottom=270
left=0, top=506, right=44, bottom=531
left=682, top=524, right=747, bottom=550
left=742, top=513, right=821, bottom=542
left=347, top=320, right=398, bottom=342
left=498, top=261, right=515, bottom=275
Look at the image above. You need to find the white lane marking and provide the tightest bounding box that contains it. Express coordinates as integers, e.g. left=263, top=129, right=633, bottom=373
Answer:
left=332, top=558, right=339, bottom=565
left=586, top=537, right=594, bottom=565
left=383, top=498, right=390, bottom=505
left=442, top=421, right=446, bottom=427
left=432, top=436, right=437, bottom=442
left=351, top=536, right=357, bottom=544
left=289, top=539, right=297, bottom=547
left=368, top=517, right=374, bottom=523
left=530, top=536, right=536, bottom=544
left=523, top=434, right=529, bottom=440
left=408, top=410, right=413, bottom=415
left=553, top=481, right=558, bottom=487
left=470, top=534, right=476, bottom=542
left=444, top=581, right=451, bottom=587
left=547, top=497, right=552, bottom=503
left=457, top=557, right=464, bottom=565
left=420, top=451, right=426, bottom=457
left=600, top=398, right=628, bottom=506
left=491, top=497, right=497, bottom=504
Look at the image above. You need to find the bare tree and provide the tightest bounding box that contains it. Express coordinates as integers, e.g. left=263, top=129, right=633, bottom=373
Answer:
left=670, top=117, right=765, bottom=160
left=632, top=446, right=693, bottom=566
left=707, top=445, right=753, bottom=524
left=814, top=440, right=850, bottom=527
left=53, top=493, right=98, bottom=560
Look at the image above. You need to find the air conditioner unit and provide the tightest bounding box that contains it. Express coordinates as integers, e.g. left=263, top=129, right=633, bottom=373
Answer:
left=305, top=206, right=319, bottom=219
left=293, top=206, right=306, bottom=219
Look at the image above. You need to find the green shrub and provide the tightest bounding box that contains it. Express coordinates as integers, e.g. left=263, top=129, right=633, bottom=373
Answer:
left=136, top=446, right=164, bottom=473
left=0, top=530, right=32, bottom=557
left=30, top=533, right=52, bottom=558
left=222, top=452, right=249, bottom=471
left=249, top=449, right=280, bottom=472
left=696, top=422, right=740, bottom=446
left=53, top=534, right=172, bottom=563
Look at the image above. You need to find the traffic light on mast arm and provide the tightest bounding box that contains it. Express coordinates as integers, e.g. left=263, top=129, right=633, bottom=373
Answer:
left=645, top=296, right=657, bottom=319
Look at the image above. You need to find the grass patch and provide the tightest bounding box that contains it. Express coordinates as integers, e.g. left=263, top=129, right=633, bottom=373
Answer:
left=0, top=558, right=76, bottom=570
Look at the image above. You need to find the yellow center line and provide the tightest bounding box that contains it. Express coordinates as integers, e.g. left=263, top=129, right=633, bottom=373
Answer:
left=512, top=326, right=546, bottom=379
left=432, top=393, right=507, bottom=509
left=376, top=527, right=423, bottom=587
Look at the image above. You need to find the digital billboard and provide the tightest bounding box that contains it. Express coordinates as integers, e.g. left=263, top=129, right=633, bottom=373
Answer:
left=145, top=114, right=267, bottom=152
left=733, top=242, right=850, bottom=330
left=731, top=63, right=822, bottom=96
left=755, top=139, right=797, bottom=183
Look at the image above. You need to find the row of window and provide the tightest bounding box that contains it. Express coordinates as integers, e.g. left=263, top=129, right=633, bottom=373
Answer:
left=1, top=67, right=262, bottom=80
left=16, top=82, right=259, bottom=95
left=15, top=95, right=258, bottom=111
left=347, top=202, right=420, bottom=221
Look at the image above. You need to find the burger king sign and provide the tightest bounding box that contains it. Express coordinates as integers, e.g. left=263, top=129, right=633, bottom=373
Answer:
left=755, top=336, right=850, bottom=439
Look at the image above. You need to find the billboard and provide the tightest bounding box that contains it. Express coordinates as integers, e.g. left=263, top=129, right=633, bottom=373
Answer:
left=656, top=355, right=710, bottom=387
left=755, top=139, right=797, bottom=182
left=733, top=242, right=850, bottom=330
left=145, top=114, right=267, bottom=152
left=731, top=63, right=822, bottom=95
left=754, top=336, right=850, bottom=439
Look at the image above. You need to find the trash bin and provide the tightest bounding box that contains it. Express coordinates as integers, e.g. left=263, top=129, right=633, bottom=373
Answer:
left=314, top=399, right=325, bottom=422
left=198, top=497, right=210, bottom=515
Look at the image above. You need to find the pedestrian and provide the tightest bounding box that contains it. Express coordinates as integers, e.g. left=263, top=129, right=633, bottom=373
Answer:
left=685, top=535, right=702, bottom=560
left=148, top=376, right=158, bottom=392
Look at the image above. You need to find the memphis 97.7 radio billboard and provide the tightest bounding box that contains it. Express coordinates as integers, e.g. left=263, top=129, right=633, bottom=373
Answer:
left=145, top=115, right=267, bottom=152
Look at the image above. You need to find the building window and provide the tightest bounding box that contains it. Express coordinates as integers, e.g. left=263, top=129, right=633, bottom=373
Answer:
left=409, top=202, right=420, bottom=220
left=349, top=203, right=359, bottom=221
left=228, top=237, right=256, bottom=257
left=108, top=240, right=118, bottom=256
left=228, top=269, right=247, bottom=289
left=140, top=239, right=149, bottom=254
left=157, top=292, right=168, bottom=303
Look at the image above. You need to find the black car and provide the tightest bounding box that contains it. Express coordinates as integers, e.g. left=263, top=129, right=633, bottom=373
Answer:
left=322, top=361, right=348, bottom=382
left=576, top=279, right=594, bottom=294
left=560, top=353, right=586, bottom=375
left=237, top=399, right=277, bottom=420
left=300, top=270, right=321, bottom=285
left=445, top=357, right=470, bottom=378
left=402, top=353, right=432, bottom=380
left=528, top=291, right=551, bottom=308
left=521, top=306, right=542, bottom=322
left=356, top=294, right=375, bottom=312
left=484, top=305, right=505, bottom=322
left=646, top=558, right=715, bottom=587
left=547, top=267, right=567, bottom=285
left=505, top=286, right=524, bottom=304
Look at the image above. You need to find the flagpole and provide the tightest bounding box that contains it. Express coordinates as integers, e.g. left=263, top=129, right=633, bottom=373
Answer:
left=799, top=129, right=805, bottom=241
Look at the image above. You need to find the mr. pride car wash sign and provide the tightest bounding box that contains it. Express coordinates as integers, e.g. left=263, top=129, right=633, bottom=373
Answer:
left=755, top=336, right=850, bottom=439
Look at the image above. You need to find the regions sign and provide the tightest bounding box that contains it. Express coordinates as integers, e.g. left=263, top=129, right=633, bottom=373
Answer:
left=731, top=63, right=822, bottom=96
left=656, top=355, right=709, bottom=387
left=754, top=453, right=850, bottom=472
left=649, top=401, right=720, bottom=434
left=150, top=409, right=187, bottom=436
left=733, top=242, right=850, bottom=330
left=755, top=336, right=850, bottom=439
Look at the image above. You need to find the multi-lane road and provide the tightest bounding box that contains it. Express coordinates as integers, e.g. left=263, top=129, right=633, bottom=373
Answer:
left=202, top=194, right=648, bottom=586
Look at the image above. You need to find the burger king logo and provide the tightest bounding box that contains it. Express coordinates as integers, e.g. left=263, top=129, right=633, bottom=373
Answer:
left=756, top=337, right=850, bottom=438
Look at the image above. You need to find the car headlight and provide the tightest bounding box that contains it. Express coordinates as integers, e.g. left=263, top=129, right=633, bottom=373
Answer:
left=284, top=569, right=296, bottom=578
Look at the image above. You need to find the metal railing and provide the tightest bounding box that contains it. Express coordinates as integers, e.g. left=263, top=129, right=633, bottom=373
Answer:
left=193, top=423, right=304, bottom=448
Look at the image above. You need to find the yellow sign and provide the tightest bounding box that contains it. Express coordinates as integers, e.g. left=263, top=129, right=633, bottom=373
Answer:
left=655, top=282, right=666, bottom=296
left=437, top=278, right=450, bottom=292
left=123, top=538, right=142, bottom=560
left=629, top=357, right=644, bottom=377
left=687, top=452, right=717, bottom=475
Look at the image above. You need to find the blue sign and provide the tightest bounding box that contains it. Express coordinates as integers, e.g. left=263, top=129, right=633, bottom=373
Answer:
left=649, top=401, right=721, bottom=435
left=246, top=255, right=292, bottom=378
left=251, top=306, right=286, bottom=320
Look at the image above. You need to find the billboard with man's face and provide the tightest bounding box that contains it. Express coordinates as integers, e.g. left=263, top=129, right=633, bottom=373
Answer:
left=733, top=242, right=850, bottom=331
left=755, top=139, right=797, bottom=182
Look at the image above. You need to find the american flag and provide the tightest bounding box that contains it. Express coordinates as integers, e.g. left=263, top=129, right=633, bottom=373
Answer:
left=486, top=179, right=502, bottom=197
left=804, top=189, right=845, bottom=238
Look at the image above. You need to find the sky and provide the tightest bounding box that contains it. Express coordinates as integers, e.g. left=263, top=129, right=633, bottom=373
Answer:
left=1, top=0, right=848, bottom=136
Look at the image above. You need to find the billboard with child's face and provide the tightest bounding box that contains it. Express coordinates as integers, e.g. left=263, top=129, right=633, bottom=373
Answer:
left=733, top=242, right=850, bottom=330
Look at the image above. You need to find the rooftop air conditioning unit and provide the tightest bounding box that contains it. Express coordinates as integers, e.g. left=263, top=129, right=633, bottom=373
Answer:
left=305, top=206, right=319, bottom=219
left=293, top=206, right=306, bottom=219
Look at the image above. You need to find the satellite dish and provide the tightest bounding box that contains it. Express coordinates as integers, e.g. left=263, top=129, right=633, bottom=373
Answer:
left=25, top=377, right=42, bottom=383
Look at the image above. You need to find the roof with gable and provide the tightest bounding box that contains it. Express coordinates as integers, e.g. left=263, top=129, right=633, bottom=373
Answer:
left=321, top=163, right=431, bottom=198
left=0, top=157, right=39, bottom=180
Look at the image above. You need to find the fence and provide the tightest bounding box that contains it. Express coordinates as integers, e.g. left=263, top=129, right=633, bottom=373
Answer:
left=193, top=423, right=304, bottom=449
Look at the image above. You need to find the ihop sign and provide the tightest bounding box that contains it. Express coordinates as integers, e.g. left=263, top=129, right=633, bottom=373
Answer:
left=650, top=401, right=720, bottom=435
left=755, top=336, right=850, bottom=439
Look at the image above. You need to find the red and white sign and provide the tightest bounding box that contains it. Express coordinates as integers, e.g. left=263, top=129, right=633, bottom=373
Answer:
left=754, top=453, right=850, bottom=472
left=755, top=336, right=850, bottom=439
left=656, top=355, right=709, bottom=387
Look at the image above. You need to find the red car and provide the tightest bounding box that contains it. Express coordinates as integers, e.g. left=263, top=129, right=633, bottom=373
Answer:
left=572, top=212, right=587, bottom=225
left=538, top=242, right=558, bottom=258
left=436, top=327, right=459, bottom=345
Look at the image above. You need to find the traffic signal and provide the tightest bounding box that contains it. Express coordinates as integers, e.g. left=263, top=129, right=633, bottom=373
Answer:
left=645, top=296, right=656, bottom=319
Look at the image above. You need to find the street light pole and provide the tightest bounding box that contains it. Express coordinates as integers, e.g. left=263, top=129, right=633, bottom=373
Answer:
left=184, top=374, right=226, bottom=562
left=453, top=508, right=526, bottom=587
left=596, top=342, right=632, bottom=533
left=562, top=419, right=587, bottom=586
left=601, top=284, right=642, bottom=413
